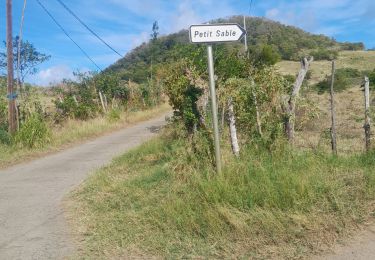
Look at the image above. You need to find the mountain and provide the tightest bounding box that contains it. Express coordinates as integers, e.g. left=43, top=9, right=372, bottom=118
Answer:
left=106, top=15, right=364, bottom=84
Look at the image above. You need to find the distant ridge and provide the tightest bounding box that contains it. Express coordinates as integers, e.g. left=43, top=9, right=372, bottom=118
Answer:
left=106, top=15, right=364, bottom=83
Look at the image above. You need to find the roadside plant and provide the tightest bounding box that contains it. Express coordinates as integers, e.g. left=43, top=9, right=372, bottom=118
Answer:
left=107, top=108, right=121, bottom=123
left=15, top=113, right=51, bottom=148
left=0, top=129, right=11, bottom=145
left=163, top=59, right=203, bottom=135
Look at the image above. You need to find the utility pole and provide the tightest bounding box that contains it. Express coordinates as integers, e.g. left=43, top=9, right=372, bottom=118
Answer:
left=6, top=0, right=17, bottom=134
left=243, top=15, right=248, bottom=57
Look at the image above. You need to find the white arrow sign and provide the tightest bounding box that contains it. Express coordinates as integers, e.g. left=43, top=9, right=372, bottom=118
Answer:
left=189, top=24, right=246, bottom=44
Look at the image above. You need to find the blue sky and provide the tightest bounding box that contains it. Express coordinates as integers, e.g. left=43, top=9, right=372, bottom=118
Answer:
left=0, top=0, right=374, bottom=86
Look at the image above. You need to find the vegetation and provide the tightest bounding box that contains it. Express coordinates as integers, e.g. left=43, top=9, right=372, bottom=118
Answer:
left=0, top=37, right=167, bottom=167
left=14, top=113, right=51, bottom=148
left=107, top=16, right=358, bottom=84
left=0, top=76, right=7, bottom=132
left=366, top=69, right=375, bottom=89
left=0, top=103, right=170, bottom=168
left=316, top=68, right=362, bottom=93
left=0, top=37, right=50, bottom=84
left=341, top=42, right=365, bottom=51
left=309, top=48, right=338, bottom=61
left=71, top=134, right=375, bottom=259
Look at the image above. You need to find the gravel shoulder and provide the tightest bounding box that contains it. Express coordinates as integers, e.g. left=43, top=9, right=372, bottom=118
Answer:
left=313, top=223, right=375, bottom=260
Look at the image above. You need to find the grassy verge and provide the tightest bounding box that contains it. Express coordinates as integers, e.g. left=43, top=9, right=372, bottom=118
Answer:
left=69, top=130, right=375, bottom=259
left=0, top=103, right=170, bottom=169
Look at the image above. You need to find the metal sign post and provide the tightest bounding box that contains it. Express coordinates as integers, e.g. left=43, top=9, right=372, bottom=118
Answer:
left=207, top=45, right=222, bottom=174
left=189, top=23, right=246, bottom=174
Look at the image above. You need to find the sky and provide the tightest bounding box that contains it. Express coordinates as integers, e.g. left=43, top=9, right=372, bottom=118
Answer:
left=0, top=0, right=374, bottom=86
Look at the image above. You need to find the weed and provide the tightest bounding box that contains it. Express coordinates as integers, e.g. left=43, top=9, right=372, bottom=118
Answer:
left=0, top=129, right=11, bottom=145
left=14, top=113, right=51, bottom=148
left=107, top=108, right=121, bottom=123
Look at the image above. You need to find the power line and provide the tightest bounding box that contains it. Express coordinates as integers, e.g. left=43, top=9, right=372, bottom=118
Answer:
left=35, top=0, right=102, bottom=71
left=248, top=0, right=254, bottom=16
left=55, top=0, right=123, bottom=58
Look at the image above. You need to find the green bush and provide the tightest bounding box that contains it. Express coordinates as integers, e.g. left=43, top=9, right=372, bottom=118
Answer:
left=340, top=42, right=365, bottom=51
left=107, top=108, right=121, bottom=123
left=309, top=48, right=338, bottom=60
left=15, top=114, right=51, bottom=148
left=368, top=69, right=375, bottom=89
left=316, top=68, right=361, bottom=93
left=0, top=129, right=11, bottom=145
left=250, top=44, right=281, bottom=66
left=54, top=95, right=97, bottom=122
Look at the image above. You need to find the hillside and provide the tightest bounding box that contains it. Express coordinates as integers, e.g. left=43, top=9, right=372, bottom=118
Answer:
left=106, top=15, right=364, bottom=83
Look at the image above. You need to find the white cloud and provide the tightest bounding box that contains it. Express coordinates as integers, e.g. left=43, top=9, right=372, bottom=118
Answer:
left=30, top=65, right=74, bottom=87
left=170, top=1, right=202, bottom=32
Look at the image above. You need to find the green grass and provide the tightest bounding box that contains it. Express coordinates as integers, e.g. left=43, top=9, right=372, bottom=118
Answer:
left=70, top=132, right=375, bottom=259
left=0, top=104, right=170, bottom=168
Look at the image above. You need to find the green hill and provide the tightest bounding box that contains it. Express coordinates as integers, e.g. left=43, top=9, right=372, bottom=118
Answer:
left=106, top=15, right=364, bottom=83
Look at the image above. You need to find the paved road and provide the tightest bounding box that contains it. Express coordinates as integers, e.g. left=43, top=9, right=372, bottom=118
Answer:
left=314, top=224, right=375, bottom=260
left=0, top=114, right=169, bottom=260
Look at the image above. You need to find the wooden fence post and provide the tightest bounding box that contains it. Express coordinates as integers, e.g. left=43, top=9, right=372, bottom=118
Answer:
left=284, top=57, right=313, bottom=143
left=104, top=94, right=108, bottom=110
left=227, top=97, right=240, bottom=157
left=330, top=61, right=338, bottom=155
left=73, top=95, right=78, bottom=105
left=252, top=87, right=263, bottom=137
left=364, top=76, right=371, bottom=152
left=99, top=91, right=106, bottom=112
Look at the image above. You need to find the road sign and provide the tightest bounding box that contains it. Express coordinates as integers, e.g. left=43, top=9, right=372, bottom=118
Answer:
left=189, top=23, right=246, bottom=44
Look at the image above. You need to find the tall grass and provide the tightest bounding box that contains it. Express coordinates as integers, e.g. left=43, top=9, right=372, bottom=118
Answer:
left=71, top=132, right=375, bottom=259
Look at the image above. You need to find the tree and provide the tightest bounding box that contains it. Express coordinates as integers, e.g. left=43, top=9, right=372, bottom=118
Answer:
left=0, top=36, right=50, bottom=84
left=150, top=21, right=159, bottom=41
left=249, top=44, right=281, bottom=66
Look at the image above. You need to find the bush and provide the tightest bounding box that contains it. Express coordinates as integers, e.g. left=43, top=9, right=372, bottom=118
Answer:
left=0, top=129, right=11, bottom=145
left=316, top=68, right=361, bottom=93
left=107, top=108, right=121, bottom=123
left=309, top=48, right=338, bottom=60
left=15, top=114, right=51, bottom=148
left=54, top=95, right=97, bottom=122
left=368, top=69, right=375, bottom=89
left=250, top=44, right=281, bottom=66
left=341, top=42, right=365, bottom=51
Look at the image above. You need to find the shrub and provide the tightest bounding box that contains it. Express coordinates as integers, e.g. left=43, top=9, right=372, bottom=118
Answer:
left=316, top=68, right=361, bottom=93
left=368, top=69, right=375, bottom=89
left=0, top=129, right=11, bottom=145
left=309, top=48, right=338, bottom=60
left=15, top=114, right=51, bottom=148
left=107, top=108, right=121, bottom=123
left=54, top=95, right=97, bottom=122
left=341, top=42, right=365, bottom=51
left=250, top=44, right=281, bottom=66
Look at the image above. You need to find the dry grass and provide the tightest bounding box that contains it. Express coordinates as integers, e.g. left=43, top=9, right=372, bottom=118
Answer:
left=294, top=86, right=372, bottom=154
left=277, top=51, right=375, bottom=84
left=277, top=51, right=375, bottom=154
left=0, top=103, right=171, bottom=169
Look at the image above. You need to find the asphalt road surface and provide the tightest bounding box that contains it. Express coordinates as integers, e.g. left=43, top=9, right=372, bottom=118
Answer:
left=0, top=114, right=169, bottom=260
